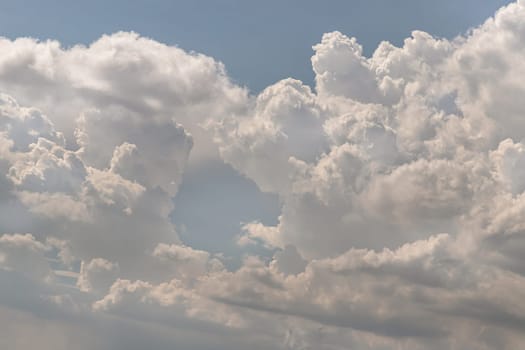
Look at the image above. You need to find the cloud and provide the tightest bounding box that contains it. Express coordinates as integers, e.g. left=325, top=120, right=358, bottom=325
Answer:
left=152, top=243, right=225, bottom=283
left=2, top=2, right=525, bottom=349
left=77, top=258, right=120, bottom=294
left=212, top=78, right=326, bottom=193
left=0, top=233, right=52, bottom=279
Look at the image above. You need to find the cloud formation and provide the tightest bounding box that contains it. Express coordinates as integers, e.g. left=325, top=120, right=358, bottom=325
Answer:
left=2, top=2, right=525, bottom=349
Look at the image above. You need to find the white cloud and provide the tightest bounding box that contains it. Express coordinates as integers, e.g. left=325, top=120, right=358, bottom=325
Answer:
left=212, top=78, right=326, bottom=193
left=2, top=2, right=525, bottom=349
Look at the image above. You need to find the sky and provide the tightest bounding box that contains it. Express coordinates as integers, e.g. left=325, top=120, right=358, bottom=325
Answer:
left=2, top=1, right=525, bottom=349
left=0, top=0, right=513, bottom=91
left=1, top=0, right=512, bottom=263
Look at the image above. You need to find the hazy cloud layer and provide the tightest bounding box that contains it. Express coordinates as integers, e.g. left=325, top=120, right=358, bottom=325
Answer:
left=2, top=2, right=525, bottom=349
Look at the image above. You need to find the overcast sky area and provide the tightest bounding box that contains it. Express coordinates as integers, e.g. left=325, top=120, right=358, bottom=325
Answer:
left=3, top=1, right=525, bottom=349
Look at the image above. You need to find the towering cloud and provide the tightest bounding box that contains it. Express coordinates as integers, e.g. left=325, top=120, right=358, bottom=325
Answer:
left=2, top=2, right=525, bottom=349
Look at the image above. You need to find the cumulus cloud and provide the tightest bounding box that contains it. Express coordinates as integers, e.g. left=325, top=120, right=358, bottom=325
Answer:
left=0, top=233, right=51, bottom=279
left=2, top=2, right=525, bottom=349
left=77, top=258, right=120, bottom=294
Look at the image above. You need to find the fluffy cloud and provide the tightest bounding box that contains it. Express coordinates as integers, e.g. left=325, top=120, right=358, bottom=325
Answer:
left=221, top=2, right=525, bottom=262
left=0, top=233, right=51, bottom=279
left=2, top=2, right=525, bottom=350
left=77, top=258, right=120, bottom=294
left=212, top=78, right=326, bottom=193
